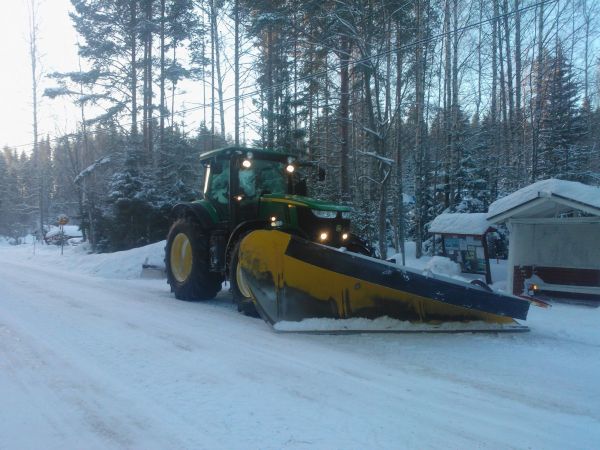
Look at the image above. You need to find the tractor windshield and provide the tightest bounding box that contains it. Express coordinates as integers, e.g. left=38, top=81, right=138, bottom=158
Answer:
left=238, top=159, right=287, bottom=197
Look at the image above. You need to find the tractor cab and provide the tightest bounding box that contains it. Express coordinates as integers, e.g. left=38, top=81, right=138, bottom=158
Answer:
left=167, top=146, right=369, bottom=309
left=200, top=147, right=315, bottom=227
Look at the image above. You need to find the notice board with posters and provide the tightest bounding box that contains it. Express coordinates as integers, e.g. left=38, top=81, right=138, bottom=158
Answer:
left=443, top=235, right=487, bottom=275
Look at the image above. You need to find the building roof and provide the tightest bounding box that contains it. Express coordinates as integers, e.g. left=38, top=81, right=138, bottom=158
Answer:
left=429, top=213, right=493, bottom=236
left=488, top=179, right=600, bottom=223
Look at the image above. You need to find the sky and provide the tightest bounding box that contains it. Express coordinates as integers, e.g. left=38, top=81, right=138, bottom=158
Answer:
left=0, top=0, right=80, bottom=152
left=0, top=1, right=256, bottom=154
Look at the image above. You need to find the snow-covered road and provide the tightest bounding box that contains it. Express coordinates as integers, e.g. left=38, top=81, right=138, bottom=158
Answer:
left=1, top=243, right=599, bottom=449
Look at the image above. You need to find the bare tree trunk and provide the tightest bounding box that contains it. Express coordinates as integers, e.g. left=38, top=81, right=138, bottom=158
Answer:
left=130, top=0, right=138, bottom=137
left=171, top=46, right=176, bottom=129
left=444, top=0, right=451, bottom=208
left=499, top=17, right=509, bottom=170
left=211, top=1, right=225, bottom=138
left=414, top=0, right=426, bottom=259
left=266, top=28, right=275, bottom=148
left=159, top=0, right=165, bottom=148
left=477, top=0, right=483, bottom=120
left=77, top=52, right=93, bottom=245
left=583, top=0, right=591, bottom=102
left=491, top=0, right=499, bottom=198
left=338, top=35, right=351, bottom=200
left=395, top=22, right=406, bottom=265
left=502, top=0, right=514, bottom=170
left=234, top=0, right=240, bottom=145
left=27, top=0, right=43, bottom=235
left=451, top=0, right=459, bottom=205
left=532, top=0, right=544, bottom=181
left=514, top=0, right=523, bottom=183
left=145, top=0, right=153, bottom=158
left=210, top=2, right=215, bottom=146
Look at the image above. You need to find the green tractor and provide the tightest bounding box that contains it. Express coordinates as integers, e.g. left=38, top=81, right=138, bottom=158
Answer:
left=165, top=146, right=369, bottom=313
left=166, top=146, right=533, bottom=329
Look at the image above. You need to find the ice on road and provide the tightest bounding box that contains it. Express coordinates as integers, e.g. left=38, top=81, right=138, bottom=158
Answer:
left=0, top=243, right=599, bottom=449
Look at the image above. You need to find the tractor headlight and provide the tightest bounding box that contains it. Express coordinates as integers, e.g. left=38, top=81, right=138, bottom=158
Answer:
left=312, top=209, right=337, bottom=219
left=319, top=232, right=329, bottom=242
left=342, top=233, right=349, bottom=241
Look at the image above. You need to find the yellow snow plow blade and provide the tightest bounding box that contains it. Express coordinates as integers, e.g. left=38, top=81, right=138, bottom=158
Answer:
left=238, top=230, right=530, bottom=330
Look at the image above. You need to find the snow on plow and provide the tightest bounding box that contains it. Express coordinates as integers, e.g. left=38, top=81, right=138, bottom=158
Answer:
left=238, top=230, right=531, bottom=332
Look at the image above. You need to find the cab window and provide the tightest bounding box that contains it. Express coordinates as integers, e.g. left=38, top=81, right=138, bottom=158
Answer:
left=207, top=163, right=230, bottom=205
left=238, top=159, right=287, bottom=197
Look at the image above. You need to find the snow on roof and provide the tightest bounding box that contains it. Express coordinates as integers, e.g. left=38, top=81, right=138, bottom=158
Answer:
left=429, top=213, right=492, bottom=235
left=488, top=179, right=600, bottom=221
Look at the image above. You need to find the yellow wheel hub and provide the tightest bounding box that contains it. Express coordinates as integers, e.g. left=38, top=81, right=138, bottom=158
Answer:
left=170, top=233, right=193, bottom=282
left=236, top=256, right=252, bottom=299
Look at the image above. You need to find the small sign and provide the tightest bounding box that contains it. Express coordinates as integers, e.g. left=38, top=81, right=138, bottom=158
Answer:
left=58, top=215, right=69, bottom=226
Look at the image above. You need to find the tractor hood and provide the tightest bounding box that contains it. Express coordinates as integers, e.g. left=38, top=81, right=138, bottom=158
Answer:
left=260, top=194, right=352, bottom=212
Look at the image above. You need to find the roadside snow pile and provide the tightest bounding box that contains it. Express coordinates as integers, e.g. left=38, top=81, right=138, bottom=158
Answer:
left=423, top=255, right=461, bottom=278
left=274, top=316, right=524, bottom=332
left=1, top=240, right=166, bottom=280
left=388, top=241, right=430, bottom=271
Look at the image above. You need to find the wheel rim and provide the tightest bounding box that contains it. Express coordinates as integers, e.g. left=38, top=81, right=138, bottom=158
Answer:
left=170, top=233, right=193, bottom=282
left=236, top=257, right=252, bottom=299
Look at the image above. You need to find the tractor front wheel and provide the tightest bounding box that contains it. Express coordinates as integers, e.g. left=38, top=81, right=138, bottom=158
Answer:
left=165, top=219, right=222, bottom=300
left=229, top=238, right=259, bottom=317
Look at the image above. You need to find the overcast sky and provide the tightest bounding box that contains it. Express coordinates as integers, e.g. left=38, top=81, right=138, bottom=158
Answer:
left=0, top=0, right=81, bottom=151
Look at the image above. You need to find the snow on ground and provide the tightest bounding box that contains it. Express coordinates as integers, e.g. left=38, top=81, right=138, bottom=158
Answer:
left=1, top=241, right=599, bottom=449
left=389, top=243, right=510, bottom=290
left=15, top=240, right=166, bottom=279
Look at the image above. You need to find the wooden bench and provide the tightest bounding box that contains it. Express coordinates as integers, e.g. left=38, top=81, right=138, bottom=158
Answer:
left=531, top=280, right=600, bottom=296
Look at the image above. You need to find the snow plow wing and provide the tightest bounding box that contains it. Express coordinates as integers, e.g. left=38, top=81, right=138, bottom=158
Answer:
left=238, top=230, right=530, bottom=331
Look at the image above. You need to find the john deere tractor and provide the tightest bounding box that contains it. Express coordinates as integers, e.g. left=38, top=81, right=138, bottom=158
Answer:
left=165, top=147, right=368, bottom=313
left=166, top=147, right=533, bottom=329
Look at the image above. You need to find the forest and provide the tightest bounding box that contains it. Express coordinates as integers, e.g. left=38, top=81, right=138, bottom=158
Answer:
left=0, top=0, right=599, bottom=257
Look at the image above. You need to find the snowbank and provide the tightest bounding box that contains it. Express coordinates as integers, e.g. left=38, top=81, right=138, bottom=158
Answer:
left=423, top=255, right=462, bottom=278
left=0, top=239, right=166, bottom=279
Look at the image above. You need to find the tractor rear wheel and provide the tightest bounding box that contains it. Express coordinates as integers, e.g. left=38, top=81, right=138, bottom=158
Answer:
left=165, top=218, right=222, bottom=300
left=230, top=238, right=259, bottom=317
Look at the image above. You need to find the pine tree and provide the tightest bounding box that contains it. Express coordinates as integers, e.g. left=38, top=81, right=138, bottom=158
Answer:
left=536, top=45, right=585, bottom=181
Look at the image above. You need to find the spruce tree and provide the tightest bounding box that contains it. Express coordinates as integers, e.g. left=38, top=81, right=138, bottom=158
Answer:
left=536, top=45, right=585, bottom=180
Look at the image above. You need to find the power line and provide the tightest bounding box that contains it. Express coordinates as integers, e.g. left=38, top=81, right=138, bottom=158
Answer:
left=9, top=0, right=557, bottom=151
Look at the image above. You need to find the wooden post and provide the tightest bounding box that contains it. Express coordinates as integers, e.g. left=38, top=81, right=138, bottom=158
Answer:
left=482, top=232, right=492, bottom=285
